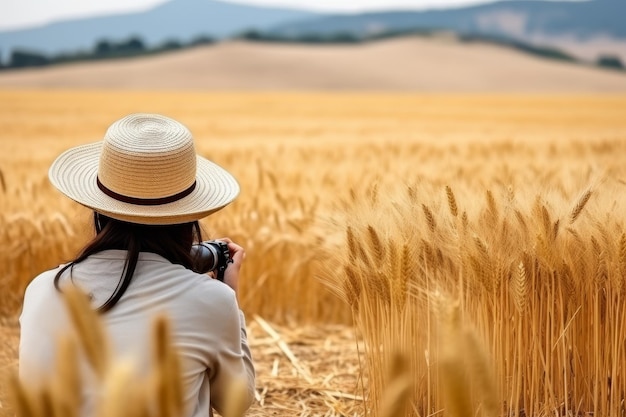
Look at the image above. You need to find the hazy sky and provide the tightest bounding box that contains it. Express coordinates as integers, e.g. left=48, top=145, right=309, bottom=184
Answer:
left=1, top=0, right=583, bottom=31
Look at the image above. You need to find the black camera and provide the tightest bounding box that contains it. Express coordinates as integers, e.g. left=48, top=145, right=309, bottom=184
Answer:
left=190, top=240, right=232, bottom=281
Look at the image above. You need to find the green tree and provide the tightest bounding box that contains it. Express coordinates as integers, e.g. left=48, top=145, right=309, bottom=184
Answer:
left=94, top=40, right=113, bottom=56
left=597, top=55, right=624, bottom=70
left=189, top=35, right=215, bottom=46
left=117, top=37, right=145, bottom=54
left=9, top=50, right=49, bottom=68
left=156, top=39, right=183, bottom=52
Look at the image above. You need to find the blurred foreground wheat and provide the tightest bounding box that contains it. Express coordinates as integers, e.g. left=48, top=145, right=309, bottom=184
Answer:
left=8, top=285, right=249, bottom=417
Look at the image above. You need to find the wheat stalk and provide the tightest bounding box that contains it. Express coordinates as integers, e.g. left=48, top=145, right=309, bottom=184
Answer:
left=342, top=264, right=362, bottom=309
left=62, top=285, right=109, bottom=379
left=152, top=315, right=184, bottom=417
left=514, top=209, right=529, bottom=235
left=367, top=224, right=385, bottom=262
left=407, top=185, right=417, bottom=202
left=422, top=204, right=436, bottom=233
left=377, top=353, right=413, bottom=417
left=485, top=190, right=499, bottom=225
left=570, top=189, right=592, bottom=224
left=341, top=265, right=361, bottom=309
left=446, top=185, right=458, bottom=217
left=8, top=373, right=41, bottom=417
left=506, top=185, right=515, bottom=203
left=552, top=219, right=560, bottom=241
left=96, top=360, right=142, bottom=417
left=221, top=377, right=251, bottom=417
left=439, top=302, right=473, bottom=417
left=464, top=330, right=499, bottom=417
left=559, top=261, right=576, bottom=299
left=392, top=243, right=411, bottom=310
left=369, top=183, right=379, bottom=205
left=617, top=233, right=626, bottom=293
left=473, top=235, right=488, bottom=258
left=50, top=335, right=81, bottom=417
left=512, top=261, right=528, bottom=314
left=0, top=167, right=6, bottom=193
left=539, top=204, right=551, bottom=238
left=346, top=226, right=357, bottom=262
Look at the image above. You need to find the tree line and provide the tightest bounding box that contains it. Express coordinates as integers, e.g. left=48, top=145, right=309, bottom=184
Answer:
left=0, top=30, right=623, bottom=72
left=0, top=35, right=215, bottom=69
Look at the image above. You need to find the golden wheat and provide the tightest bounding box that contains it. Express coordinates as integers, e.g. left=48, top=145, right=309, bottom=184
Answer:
left=3, top=92, right=626, bottom=417
left=0, top=167, right=6, bottom=194
left=376, top=353, right=413, bottom=417
left=570, top=189, right=593, bottom=224
left=445, top=185, right=458, bottom=218
left=319, top=177, right=626, bottom=416
left=438, top=302, right=474, bottom=417
left=512, top=260, right=528, bottom=314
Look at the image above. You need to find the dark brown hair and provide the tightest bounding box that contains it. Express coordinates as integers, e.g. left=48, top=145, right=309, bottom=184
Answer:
left=54, top=212, right=204, bottom=313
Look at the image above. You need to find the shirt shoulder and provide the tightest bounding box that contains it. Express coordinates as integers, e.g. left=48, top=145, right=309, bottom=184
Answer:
left=178, top=271, right=238, bottom=314
left=22, top=267, right=64, bottom=307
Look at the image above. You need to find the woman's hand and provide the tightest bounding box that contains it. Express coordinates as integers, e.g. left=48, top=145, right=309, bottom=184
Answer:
left=213, top=237, right=245, bottom=295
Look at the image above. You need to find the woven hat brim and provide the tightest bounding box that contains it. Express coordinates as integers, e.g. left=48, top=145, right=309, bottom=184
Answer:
left=49, top=142, right=240, bottom=225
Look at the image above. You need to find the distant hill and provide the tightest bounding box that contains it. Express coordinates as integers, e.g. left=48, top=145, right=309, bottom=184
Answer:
left=0, top=0, right=317, bottom=60
left=270, top=0, right=626, bottom=62
left=0, top=38, right=625, bottom=92
left=272, top=0, right=625, bottom=39
left=0, top=0, right=624, bottom=65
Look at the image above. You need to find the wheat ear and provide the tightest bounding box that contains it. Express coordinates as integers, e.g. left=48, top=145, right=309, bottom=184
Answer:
left=512, top=261, right=528, bottom=314
left=0, top=167, right=6, bottom=193
left=486, top=189, right=498, bottom=224
left=422, top=204, right=436, bottom=232
left=377, top=352, right=413, bottom=417
left=221, top=377, right=251, bottom=417
left=8, top=373, right=41, bottom=417
left=95, top=360, right=144, bottom=417
left=618, top=233, right=626, bottom=293
left=570, top=189, right=592, bottom=224
left=51, top=335, right=81, bottom=417
left=464, top=330, right=499, bottom=417
left=439, top=303, right=472, bottom=417
left=346, top=226, right=357, bottom=262
left=446, top=185, right=458, bottom=217
left=152, top=315, right=184, bottom=417
left=367, top=224, right=385, bottom=261
left=343, top=264, right=362, bottom=310
left=62, top=285, right=109, bottom=379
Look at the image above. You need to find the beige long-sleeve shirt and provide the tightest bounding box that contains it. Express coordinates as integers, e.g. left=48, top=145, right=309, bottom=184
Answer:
left=19, top=249, right=255, bottom=417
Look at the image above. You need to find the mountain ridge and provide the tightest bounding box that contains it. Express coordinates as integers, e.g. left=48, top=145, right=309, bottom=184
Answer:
left=0, top=0, right=318, bottom=59
left=272, top=0, right=625, bottom=39
left=268, top=0, right=626, bottom=62
left=0, top=0, right=624, bottom=64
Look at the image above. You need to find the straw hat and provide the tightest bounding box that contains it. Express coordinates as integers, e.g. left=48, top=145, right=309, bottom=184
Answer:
left=49, top=113, right=240, bottom=225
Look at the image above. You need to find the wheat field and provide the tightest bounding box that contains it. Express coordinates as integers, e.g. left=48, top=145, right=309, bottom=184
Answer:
left=1, top=91, right=626, bottom=416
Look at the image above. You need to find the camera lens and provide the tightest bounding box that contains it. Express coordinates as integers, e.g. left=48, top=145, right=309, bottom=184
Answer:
left=190, top=242, right=219, bottom=274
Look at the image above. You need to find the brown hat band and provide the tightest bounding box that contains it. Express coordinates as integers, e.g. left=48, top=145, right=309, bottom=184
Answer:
left=96, top=177, right=197, bottom=206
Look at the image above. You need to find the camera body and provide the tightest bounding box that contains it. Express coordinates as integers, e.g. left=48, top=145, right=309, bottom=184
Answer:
left=190, top=240, right=232, bottom=281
